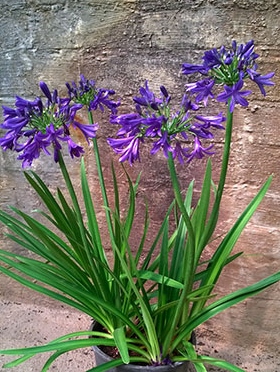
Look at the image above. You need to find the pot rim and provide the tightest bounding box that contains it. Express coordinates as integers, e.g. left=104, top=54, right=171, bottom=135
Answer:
left=90, top=321, right=190, bottom=370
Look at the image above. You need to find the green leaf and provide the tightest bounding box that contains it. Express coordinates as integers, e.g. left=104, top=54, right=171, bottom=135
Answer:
left=184, top=342, right=207, bottom=372
left=192, top=176, right=273, bottom=316
left=80, top=158, right=107, bottom=263
left=137, top=270, right=184, bottom=289
left=172, top=271, right=280, bottom=351
left=191, top=159, right=212, bottom=253
left=196, top=355, right=245, bottom=372
left=113, top=326, right=130, bottom=364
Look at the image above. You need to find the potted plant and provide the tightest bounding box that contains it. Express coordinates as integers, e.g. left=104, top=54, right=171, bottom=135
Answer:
left=0, top=40, right=279, bottom=372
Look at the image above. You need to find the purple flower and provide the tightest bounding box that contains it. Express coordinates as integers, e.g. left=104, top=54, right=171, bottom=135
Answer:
left=182, top=63, right=209, bottom=75
left=217, top=79, right=251, bottom=112
left=180, top=95, right=199, bottom=111
left=90, top=89, right=119, bottom=114
left=67, top=138, right=85, bottom=159
left=182, top=40, right=275, bottom=108
left=0, top=81, right=95, bottom=167
left=247, top=70, right=275, bottom=96
left=133, top=80, right=163, bottom=110
left=187, top=137, right=215, bottom=163
left=0, top=131, right=18, bottom=151
left=66, top=74, right=120, bottom=114
left=110, top=113, right=144, bottom=136
left=108, top=81, right=224, bottom=164
left=202, top=48, right=223, bottom=69
left=72, top=121, right=99, bottom=142
left=172, top=141, right=191, bottom=164
left=194, top=113, right=226, bottom=130
left=39, top=81, right=53, bottom=103
left=17, top=130, right=54, bottom=167
left=143, top=115, right=166, bottom=137
left=185, top=78, right=215, bottom=106
left=107, top=136, right=142, bottom=165
left=150, top=131, right=173, bottom=158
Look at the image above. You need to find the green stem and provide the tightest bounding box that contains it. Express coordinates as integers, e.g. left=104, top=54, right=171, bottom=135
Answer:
left=199, top=101, right=233, bottom=250
left=88, top=111, right=114, bottom=239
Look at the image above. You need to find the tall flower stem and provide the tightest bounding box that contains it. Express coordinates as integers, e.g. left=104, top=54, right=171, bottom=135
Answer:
left=198, top=101, right=233, bottom=251
left=88, top=111, right=114, bottom=239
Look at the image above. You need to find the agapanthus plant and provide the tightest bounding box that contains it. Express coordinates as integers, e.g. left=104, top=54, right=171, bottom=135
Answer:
left=0, top=41, right=279, bottom=372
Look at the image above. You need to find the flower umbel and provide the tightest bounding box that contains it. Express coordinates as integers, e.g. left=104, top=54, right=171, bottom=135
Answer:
left=182, top=40, right=275, bottom=112
left=0, top=82, right=100, bottom=167
left=66, top=74, right=120, bottom=114
left=108, top=81, right=225, bottom=164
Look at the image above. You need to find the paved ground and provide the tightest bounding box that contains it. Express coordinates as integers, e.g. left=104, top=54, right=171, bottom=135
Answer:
left=0, top=301, right=94, bottom=371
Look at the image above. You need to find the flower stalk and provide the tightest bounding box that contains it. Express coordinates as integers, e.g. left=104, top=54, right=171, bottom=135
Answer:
left=199, top=100, right=234, bottom=253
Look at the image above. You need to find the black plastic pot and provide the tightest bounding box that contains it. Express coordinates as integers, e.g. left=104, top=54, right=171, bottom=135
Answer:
left=90, top=322, right=192, bottom=372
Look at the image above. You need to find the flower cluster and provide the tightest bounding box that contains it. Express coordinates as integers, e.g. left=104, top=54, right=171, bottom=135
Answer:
left=108, top=80, right=225, bottom=165
left=0, top=78, right=119, bottom=167
left=66, top=74, right=120, bottom=114
left=182, top=40, right=275, bottom=112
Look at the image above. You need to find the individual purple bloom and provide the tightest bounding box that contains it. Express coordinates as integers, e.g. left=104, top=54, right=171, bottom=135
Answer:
left=224, top=52, right=233, bottom=65
left=44, top=124, right=67, bottom=150
left=189, top=112, right=225, bottom=139
left=202, top=48, right=223, bottom=69
left=185, top=78, right=215, bottom=106
left=133, top=80, right=162, bottom=110
left=238, top=40, right=256, bottom=61
left=150, top=131, right=173, bottom=158
left=172, top=141, right=190, bottom=164
left=0, top=131, right=19, bottom=151
left=0, top=115, right=29, bottom=133
left=39, top=81, right=53, bottom=103
left=187, top=136, right=215, bottom=163
left=66, top=103, right=84, bottom=121
left=182, top=63, right=209, bottom=75
left=67, top=138, right=85, bottom=159
left=72, top=121, right=99, bottom=142
left=17, top=130, right=52, bottom=168
left=160, top=85, right=169, bottom=99
left=110, top=113, right=143, bottom=136
left=194, top=113, right=226, bottom=130
left=247, top=70, right=275, bottom=96
left=180, top=94, right=199, bottom=111
left=189, top=123, right=214, bottom=139
left=144, top=115, right=166, bottom=137
left=107, top=136, right=142, bottom=165
left=14, top=96, right=41, bottom=111
left=217, top=79, right=252, bottom=112
left=89, top=89, right=120, bottom=114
